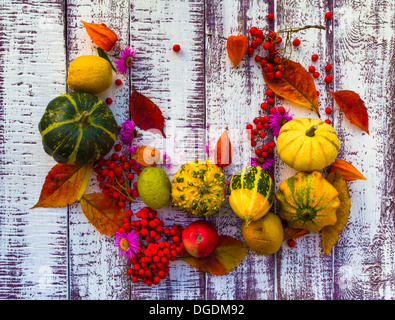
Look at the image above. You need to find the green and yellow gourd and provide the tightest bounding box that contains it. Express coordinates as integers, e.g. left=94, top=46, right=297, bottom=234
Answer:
left=228, top=166, right=274, bottom=224
left=276, top=171, right=340, bottom=232
left=171, top=160, right=226, bottom=216
left=276, top=117, right=340, bottom=172
left=39, top=92, right=118, bottom=166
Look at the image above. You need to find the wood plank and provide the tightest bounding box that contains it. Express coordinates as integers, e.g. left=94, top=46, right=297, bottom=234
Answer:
left=274, top=0, right=334, bottom=300
left=205, top=0, right=278, bottom=300
left=332, top=0, right=395, bottom=299
left=0, top=0, right=68, bottom=299
left=66, top=0, right=132, bottom=300
left=0, top=0, right=394, bottom=300
left=129, top=0, right=206, bottom=299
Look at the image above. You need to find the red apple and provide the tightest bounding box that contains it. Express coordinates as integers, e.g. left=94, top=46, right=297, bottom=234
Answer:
left=182, top=220, right=219, bottom=258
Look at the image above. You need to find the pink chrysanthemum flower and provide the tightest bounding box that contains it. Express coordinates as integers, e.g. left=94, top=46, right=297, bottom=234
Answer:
left=251, top=157, right=275, bottom=172
left=115, top=229, right=141, bottom=260
left=119, top=119, right=136, bottom=145
left=268, top=108, right=294, bottom=137
left=115, top=46, right=136, bottom=74
left=126, top=145, right=138, bottom=154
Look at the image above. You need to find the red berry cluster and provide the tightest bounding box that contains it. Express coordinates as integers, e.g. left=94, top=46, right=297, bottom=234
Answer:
left=120, top=207, right=186, bottom=286
left=248, top=27, right=285, bottom=80
left=94, top=143, right=141, bottom=208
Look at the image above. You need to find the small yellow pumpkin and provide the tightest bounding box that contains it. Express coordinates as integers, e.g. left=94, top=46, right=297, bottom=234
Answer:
left=276, top=117, right=340, bottom=172
left=276, top=171, right=340, bottom=232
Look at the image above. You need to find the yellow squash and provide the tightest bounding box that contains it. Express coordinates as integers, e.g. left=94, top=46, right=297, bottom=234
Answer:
left=276, top=171, right=340, bottom=232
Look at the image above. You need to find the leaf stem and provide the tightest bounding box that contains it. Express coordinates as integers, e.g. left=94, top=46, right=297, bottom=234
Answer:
left=106, top=176, right=134, bottom=202
left=238, top=14, right=246, bottom=35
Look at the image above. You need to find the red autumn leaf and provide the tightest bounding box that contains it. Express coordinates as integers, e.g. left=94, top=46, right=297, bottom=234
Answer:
left=227, top=34, right=248, bottom=68
left=328, top=90, right=369, bottom=134
left=263, top=58, right=319, bottom=116
left=129, top=87, right=166, bottom=138
left=32, top=162, right=93, bottom=208
left=181, top=235, right=249, bottom=275
left=215, top=127, right=232, bottom=168
left=80, top=193, right=125, bottom=236
left=330, top=159, right=367, bottom=181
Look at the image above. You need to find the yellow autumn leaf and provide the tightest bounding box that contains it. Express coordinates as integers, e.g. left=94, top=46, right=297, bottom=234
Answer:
left=322, top=171, right=351, bottom=255
left=32, top=162, right=94, bottom=208
left=80, top=193, right=125, bottom=236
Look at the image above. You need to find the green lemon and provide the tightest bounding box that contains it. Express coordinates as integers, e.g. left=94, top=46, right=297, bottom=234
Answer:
left=137, top=167, right=171, bottom=209
left=241, top=212, right=284, bottom=255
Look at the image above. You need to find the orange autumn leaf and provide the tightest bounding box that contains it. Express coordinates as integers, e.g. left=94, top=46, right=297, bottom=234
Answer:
left=263, top=58, right=320, bottom=116
left=132, top=146, right=161, bottom=167
left=181, top=235, right=249, bottom=275
left=328, top=90, right=369, bottom=134
left=32, top=162, right=93, bottom=208
left=227, top=34, right=248, bottom=68
left=330, top=159, right=367, bottom=181
left=81, top=21, right=118, bottom=51
left=80, top=193, right=125, bottom=236
left=283, top=227, right=309, bottom=242
left=215, top=127, right=232, bottom=168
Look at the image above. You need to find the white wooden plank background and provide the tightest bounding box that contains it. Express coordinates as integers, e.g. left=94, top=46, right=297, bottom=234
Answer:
left=0, top=0, right=394, bottom=300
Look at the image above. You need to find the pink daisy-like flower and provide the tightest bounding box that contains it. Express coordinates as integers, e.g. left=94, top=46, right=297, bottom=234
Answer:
left=268, top=108, right=294, bottom=137
left=251, top=157, right=275, bottom=172
left=115, top=229, right=141, bottom=260
left=115, top=46, right=136, bottom=74
left=162, top=152, right=173, bottom=169
left=119, top=119, right=136, bottom=145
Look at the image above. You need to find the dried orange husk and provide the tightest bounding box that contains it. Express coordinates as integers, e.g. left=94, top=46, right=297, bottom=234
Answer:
left=215, top=127, right=232, bottom=168
left=132, top=146, right=160, bottom=167
left=226, top=34, right=248, bottom=68
left=81, top=21, right=118, bottom=51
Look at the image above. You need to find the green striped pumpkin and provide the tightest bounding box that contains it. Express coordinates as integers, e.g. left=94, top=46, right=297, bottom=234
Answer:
left=39, top=92, right=118, bottom=166
left=276, top=171, right=340, bottom=232
left=228, top=165, right=274, bottom=223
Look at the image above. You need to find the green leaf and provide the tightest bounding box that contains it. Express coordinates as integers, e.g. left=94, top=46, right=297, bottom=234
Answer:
left=97, top=47, right=116, bottom=72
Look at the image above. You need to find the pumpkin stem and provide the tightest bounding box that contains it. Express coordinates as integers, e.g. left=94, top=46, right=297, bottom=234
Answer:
left=302, top=212, right=312, bottom=220
left=305, top=125, right=318, bottom=137
left=199, top=184, right=208, bottom=194
left=76, top=111, right=90, bottom=128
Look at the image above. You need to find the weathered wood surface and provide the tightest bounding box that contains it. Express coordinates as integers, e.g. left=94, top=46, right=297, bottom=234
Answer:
left=0, top=0, right=394, bottom=300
